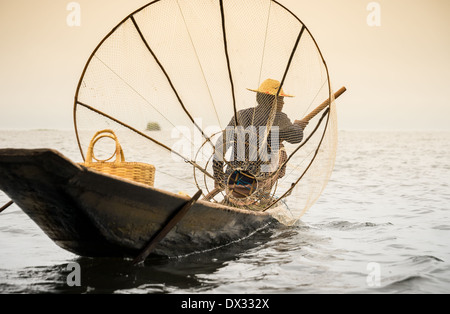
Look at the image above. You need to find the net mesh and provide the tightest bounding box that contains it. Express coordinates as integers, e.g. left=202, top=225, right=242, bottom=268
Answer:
left=74, top=0, right=338, bottom=225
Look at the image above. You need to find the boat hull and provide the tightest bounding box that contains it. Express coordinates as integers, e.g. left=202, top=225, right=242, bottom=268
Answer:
left=0, top=149, right=277, bottom=258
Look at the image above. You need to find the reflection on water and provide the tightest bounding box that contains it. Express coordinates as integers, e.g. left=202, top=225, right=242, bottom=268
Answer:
left=0, top=224, right=277, bottom=294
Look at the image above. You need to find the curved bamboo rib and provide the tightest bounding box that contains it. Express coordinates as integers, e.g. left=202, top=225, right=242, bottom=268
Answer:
left=130, top=16, right=212, bottom=146
left=278, top=26, right=305, bottom=97
left=263, top=86, right=347, bottom=211
left=219, top=0, right=238, bottom=127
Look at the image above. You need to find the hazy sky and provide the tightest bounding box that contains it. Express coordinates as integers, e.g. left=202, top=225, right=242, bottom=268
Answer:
left=1, top=0, right=449, bottom=130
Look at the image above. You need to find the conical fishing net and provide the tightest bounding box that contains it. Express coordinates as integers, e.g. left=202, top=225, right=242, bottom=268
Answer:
left=74, top=0, right=338, bottom=225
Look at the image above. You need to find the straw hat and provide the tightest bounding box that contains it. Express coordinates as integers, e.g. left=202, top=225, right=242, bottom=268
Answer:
left=247, top=78, right=294, bottom=98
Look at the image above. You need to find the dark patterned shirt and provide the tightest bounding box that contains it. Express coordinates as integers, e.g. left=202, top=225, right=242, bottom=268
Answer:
left=213, top=104, right=304, bottom=181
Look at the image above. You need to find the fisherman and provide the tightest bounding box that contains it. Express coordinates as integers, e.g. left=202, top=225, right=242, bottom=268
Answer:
left=213, top=78, right=308, bottom=198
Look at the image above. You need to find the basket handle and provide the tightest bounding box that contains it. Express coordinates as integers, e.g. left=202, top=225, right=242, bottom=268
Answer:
left=85, top=129, right=125, bottom=163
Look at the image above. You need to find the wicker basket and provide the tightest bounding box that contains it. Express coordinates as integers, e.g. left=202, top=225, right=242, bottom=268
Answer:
left=81, top=129, right=155, bottom=187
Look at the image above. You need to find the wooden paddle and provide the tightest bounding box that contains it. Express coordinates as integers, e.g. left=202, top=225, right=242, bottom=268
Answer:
left=301, top=86, right=347, bottom=122
left=204, top=86, right=347, bottom=202
left=133, top=189, right=202, bottom=265
left=0, top=201, right=14, bottom=214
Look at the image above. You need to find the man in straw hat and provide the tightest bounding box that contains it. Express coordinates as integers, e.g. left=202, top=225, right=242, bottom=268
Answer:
left=213, top=78, right=308, bottom=198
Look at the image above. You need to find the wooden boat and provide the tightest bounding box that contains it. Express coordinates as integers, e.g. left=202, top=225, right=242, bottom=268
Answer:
left=0, top=148, right=277, bottom=258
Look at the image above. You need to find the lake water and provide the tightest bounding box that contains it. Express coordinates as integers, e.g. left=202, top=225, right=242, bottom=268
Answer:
left=0, top=129, right=449, bottom=294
